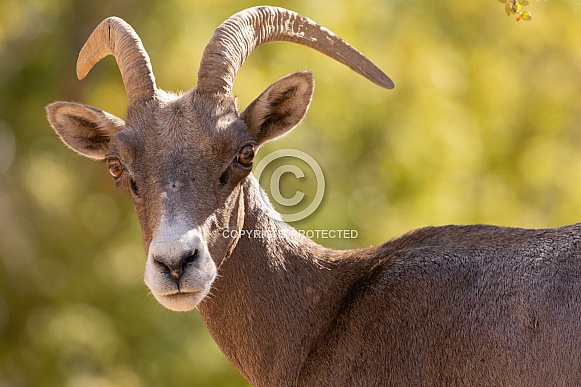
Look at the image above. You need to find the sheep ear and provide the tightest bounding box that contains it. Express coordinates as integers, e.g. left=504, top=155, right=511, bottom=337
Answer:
left=46, top=102, right=125, bottom=160
left=241, top=71, right=314, bottom=145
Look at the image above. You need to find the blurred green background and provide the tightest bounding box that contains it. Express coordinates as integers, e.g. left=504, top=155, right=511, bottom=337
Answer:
left=1, top=0, right=580, bottom=385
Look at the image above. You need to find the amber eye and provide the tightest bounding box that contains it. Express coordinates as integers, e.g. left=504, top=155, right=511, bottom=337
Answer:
left=236, top=144, right=255, bottom=167
left=107, top=159, right=123, bottom=178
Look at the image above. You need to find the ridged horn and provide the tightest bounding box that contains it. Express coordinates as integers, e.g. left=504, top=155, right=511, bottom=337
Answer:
left=76, top=17, right=157, bottom=104
left=197, top=6, right=394, bottom=95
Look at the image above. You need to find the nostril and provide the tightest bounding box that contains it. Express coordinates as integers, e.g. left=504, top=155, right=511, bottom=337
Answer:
left=180, top=249, right=199, bottom=272
left=151, top=250, right=199, bottom=282
left=183, top=250, right=198, bottom=265
left=153, top=255, right=170, bottom=273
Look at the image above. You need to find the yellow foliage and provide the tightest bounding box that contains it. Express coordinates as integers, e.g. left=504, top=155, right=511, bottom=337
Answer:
left=1, top=0, right=580, bottom=385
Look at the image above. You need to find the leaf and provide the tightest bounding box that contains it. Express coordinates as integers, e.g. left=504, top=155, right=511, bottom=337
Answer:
left=521, top=11, right=533, bottom=20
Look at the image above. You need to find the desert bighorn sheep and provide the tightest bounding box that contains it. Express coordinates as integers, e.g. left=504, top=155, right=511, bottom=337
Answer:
left=46, top=6, right=581, bottom=386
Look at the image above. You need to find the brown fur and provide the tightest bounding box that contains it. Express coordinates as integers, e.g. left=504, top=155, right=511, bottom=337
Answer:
left=45, top=10, right=581, bottom=387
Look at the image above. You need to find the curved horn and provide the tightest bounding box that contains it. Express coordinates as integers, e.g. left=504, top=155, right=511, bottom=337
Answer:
left=197, top=6, right=394, bottom=95
left=77, top=17, right=157, bottom=104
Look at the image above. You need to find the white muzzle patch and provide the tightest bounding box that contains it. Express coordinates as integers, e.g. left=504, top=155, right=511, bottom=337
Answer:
left=144, top=216, right=217, bottom=311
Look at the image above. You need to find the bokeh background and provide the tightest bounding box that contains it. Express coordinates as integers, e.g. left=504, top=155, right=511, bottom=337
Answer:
left=1, top=0, right=580, bottom=385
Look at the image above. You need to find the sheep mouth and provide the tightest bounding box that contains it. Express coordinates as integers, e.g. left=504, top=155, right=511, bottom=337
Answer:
left=154, top=290, right=207, bottom=312
left=159, top=289, right=202, bottom=298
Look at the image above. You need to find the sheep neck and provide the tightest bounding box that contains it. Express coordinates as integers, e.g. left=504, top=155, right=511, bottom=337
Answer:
left=197, top=175, right=365, bottom=386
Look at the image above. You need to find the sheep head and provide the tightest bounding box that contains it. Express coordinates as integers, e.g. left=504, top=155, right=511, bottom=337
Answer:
left=45, top=7, right=392, bottom=312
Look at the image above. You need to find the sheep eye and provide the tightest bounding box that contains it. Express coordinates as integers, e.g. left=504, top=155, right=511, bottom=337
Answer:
left=236, top=144, right=255, bottom=167
left=107, top=159, right=123, bottom=178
